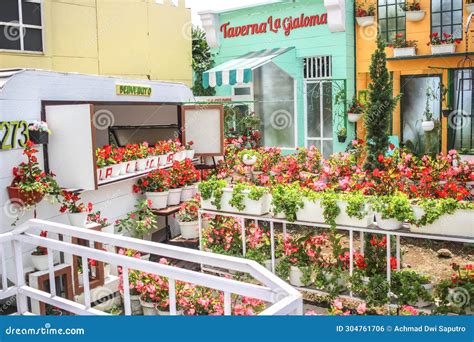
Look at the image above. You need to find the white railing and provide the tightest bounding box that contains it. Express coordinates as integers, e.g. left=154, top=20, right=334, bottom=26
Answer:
left=0, top=219, right=302, bottom=316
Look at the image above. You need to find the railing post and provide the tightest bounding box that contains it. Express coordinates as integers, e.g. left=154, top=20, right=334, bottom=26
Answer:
left=47, top=248, right=56, bottom=297
left=122, top=266, right=132, bottom=316
left=270, top=222, right=275, bottom=274
left=169, top=278, right=177, bottom=315
left=0, top=244, right=8, bottom=291
left=241, top=218, right=246, bottom=257
left=12, top=240, right=28, bottom=314
left=82, top=256, right=91, bottom=309
left=224, top=291, right=231, bottom=316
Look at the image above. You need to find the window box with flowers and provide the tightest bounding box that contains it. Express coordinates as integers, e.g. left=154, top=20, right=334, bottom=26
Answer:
left=400, top=1, right=425, bottom=22
left=31, top=231, right=49, bottom=271
left=347, top=96, right=365, bottom=123
left=96, top=145, right=123, bottom=180
left=176, top=195, right=200, bottom=239
left=134, top=169, right=170, bottom=210
left=467, top=0, right=474, bottom=14
left=28, top=121, right=52, bottom=145
left=389, top=33, right=418, bottom=58
left=355, top=1, right=375, bottom=27
left=7, top=141, right=59, bottom=210
left=228, top=183, right=271, bottom=215
left=429, top=32, right=461, bottom=54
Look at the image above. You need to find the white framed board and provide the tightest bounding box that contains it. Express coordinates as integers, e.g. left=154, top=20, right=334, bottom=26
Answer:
left=181, top=104, right=224, bottom=156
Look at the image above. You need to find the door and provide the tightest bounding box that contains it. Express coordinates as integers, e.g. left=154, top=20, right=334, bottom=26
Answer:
left=45, top=104, right=97, bottom=190
left=400, top=75, right=442, bottom=155
left=305, top=81, right=333, bottom=158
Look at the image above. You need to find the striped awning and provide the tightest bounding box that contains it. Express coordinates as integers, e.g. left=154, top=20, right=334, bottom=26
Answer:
left=202, top=47, right=294, bottom=88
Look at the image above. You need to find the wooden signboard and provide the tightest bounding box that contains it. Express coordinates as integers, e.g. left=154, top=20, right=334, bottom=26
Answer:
left=181, top=104, right=224, bottom=156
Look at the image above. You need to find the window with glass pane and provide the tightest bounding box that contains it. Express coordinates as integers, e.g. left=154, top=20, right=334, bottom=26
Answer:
left=431, top=0, right=463, bottom=39
left=254, top=63, right=296, bottom=148
left=378, top=0, right=406, bottom=43
left=0, top=0, right=43, bottom=52
left=449, top=69, right=474, bottom=154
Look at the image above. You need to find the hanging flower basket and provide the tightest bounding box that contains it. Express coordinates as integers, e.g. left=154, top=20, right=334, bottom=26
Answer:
left=28, top=130, right=49, bottom=145
left=467, top=3, right=474, bottom=14
left=337, top=135, right=347, bottom=143
left=405, top=10, right=425, bottom=22
left=421, top=120, right=435, bottom=132
left=7, top=182, right=44, bottom=206
left=348, top=112, right=364, bottom=123
left=356, top=16, right=375, bottom=27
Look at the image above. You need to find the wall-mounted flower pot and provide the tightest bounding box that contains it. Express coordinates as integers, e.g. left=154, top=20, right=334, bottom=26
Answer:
left=337, top=135, right=347, bottom=143
left=405, top=10, right=425, bottom=22
left=7, top=183, right=44, bottom=206
left=356, top=16, right=375, bottom=27
left=421, top=120, right=435, bottom=132
left=28, top=130, right=49, bottom=145
left=31, top=253, right=49, bottom=271
left=348, top=112, right=363, bottom=122
left=467, top=3, right=474, bottom=14
left=431, top=44, right=456, bottom=55
left=393, top=47, right=416, bottom=57
left=67, top=212, right=88, bottom=227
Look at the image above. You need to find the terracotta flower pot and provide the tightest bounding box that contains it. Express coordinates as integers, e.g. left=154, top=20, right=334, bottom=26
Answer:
left=7, top=183, right=44, bottom=206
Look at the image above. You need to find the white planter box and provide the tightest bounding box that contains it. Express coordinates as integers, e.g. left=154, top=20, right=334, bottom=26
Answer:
left=119, top=162, right=128, bottom=175
left=201, top=188, right=269, bottom=216
left=405, top=10, right=425, bottom=22
left=126, top=161, right=137, bottom=173
left=136, top=158, right=148, bottom=171
left=375, top=213, right=404, bottom=230
left=146, top=191, right=169, bottom=209
left=393, top=47, right=416, bottom=57
left=431, top=44, right=456, bottom=55
left=467, top=3, right=474, bottom=14
left=410, top=207, right=473, bottom=238
left=173, top=151, right=186, bottom=162
left=356, top=16, right=375, bottom=27
left=185, top=149, right=195, bottom=159
left=167, top=188, right=182, bottom=206
left=178, top=220, right=199, bottom=239
left=296, top=199, right=373, bottom=228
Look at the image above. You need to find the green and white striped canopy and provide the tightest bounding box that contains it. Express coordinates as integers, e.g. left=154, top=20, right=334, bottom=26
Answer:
left=202, top=47, right=294, bottom=88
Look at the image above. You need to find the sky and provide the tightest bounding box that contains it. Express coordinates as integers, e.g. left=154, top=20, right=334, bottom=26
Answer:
left=186, top=0, right=275, bottom=26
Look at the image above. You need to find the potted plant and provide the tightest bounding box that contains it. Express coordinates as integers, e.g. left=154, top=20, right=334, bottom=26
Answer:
left=185, top=141, right=195, bottom=159
left=28, top=121, right=51, bottom=145
left=245, top=223, right=283, bottom=271
left=270, top=184, right=304, bottom=221
left=154, top=140, right=171, bottom=167
left=77, top=258, right=97, bottom=287
left=116, top=199, right=157, bottom=240
left=228, top=183, right=271, bottom=215
left=59, top=190, right=92, bottom=228
left=134, top=169, right=170, bottom=210
left=429, top=32, right=461, bottom=54
left=30, top=230, right=49, bottom=271
left=337, top=127, right=347, bottom=143
left=88, top=211, right=113, bottom=234
left=391, top=270, right=433, bottom=308
left=421, top=86, right=436, bottom=131
left=7, top=141, right=59, bottom=208
left=389, top=33, right=418, bottom=57
left=135, top=142, right=150, bottom=171
left=171, top=139, right=186, bottom=162
left=400, top=1, right=425, bottom=22
left=467, top=0, right=474, bottom=14
left=371, top=193, right=415, bottom=230
left=355, top=1, right=376, bottom=27
left=198, top=178, right=228, bottom=211
left=202, top=216, right=242, bottom=256
left=238, top=149, right=260, bottom=166
left=96, top=145, right=121, bottom=180
left=167, top=161, right=184, bottom=205
left=118, top=258, right=143, bottom=315
left=347, top=96, right=365, bottom=122
left=176, top=196, right=200, bottom=239
left=178, top=159, right=200, bottom=201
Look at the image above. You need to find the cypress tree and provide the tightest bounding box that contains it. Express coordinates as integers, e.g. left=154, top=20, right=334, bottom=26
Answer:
left=364, top=36, right=400, bottom=171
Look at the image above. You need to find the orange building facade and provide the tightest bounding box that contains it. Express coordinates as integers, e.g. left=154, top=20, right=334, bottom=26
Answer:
left=356, top=0, right=474, bottom=156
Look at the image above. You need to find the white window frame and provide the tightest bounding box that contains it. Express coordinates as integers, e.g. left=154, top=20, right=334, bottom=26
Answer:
left=304, top=56, right=332, bottom=80
left=303, top=80, right=334, bottom=157
left=0, top=0, right=44, bottom=54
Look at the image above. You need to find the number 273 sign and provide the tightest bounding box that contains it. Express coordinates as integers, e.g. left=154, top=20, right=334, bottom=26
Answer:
left=0, top=121, right=30, bottom=151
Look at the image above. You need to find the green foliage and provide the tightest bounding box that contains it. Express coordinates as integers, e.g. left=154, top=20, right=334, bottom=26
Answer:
left=321, top=192, right=341, bottom=229
left=391, top=271, right=432, bottom=305
left=364, top=36, right=401, bottom=171
left=414, top=198, right=465, bottom=226
left=229, top=183, right=246, bottom=211
left=198, top=178, right=227, bottom=210
left=192, top=26, right=215, bottom=96
left=270, top=184, right=304, bottom=222
left=116, top=200, right=157, bottom=239
left=345, top=192, right=369, bottom=220
left=371, top=193, right=415, bottom=222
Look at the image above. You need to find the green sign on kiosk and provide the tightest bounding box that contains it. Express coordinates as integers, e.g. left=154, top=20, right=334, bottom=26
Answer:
left=116, top=84, right=152, bottom=97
